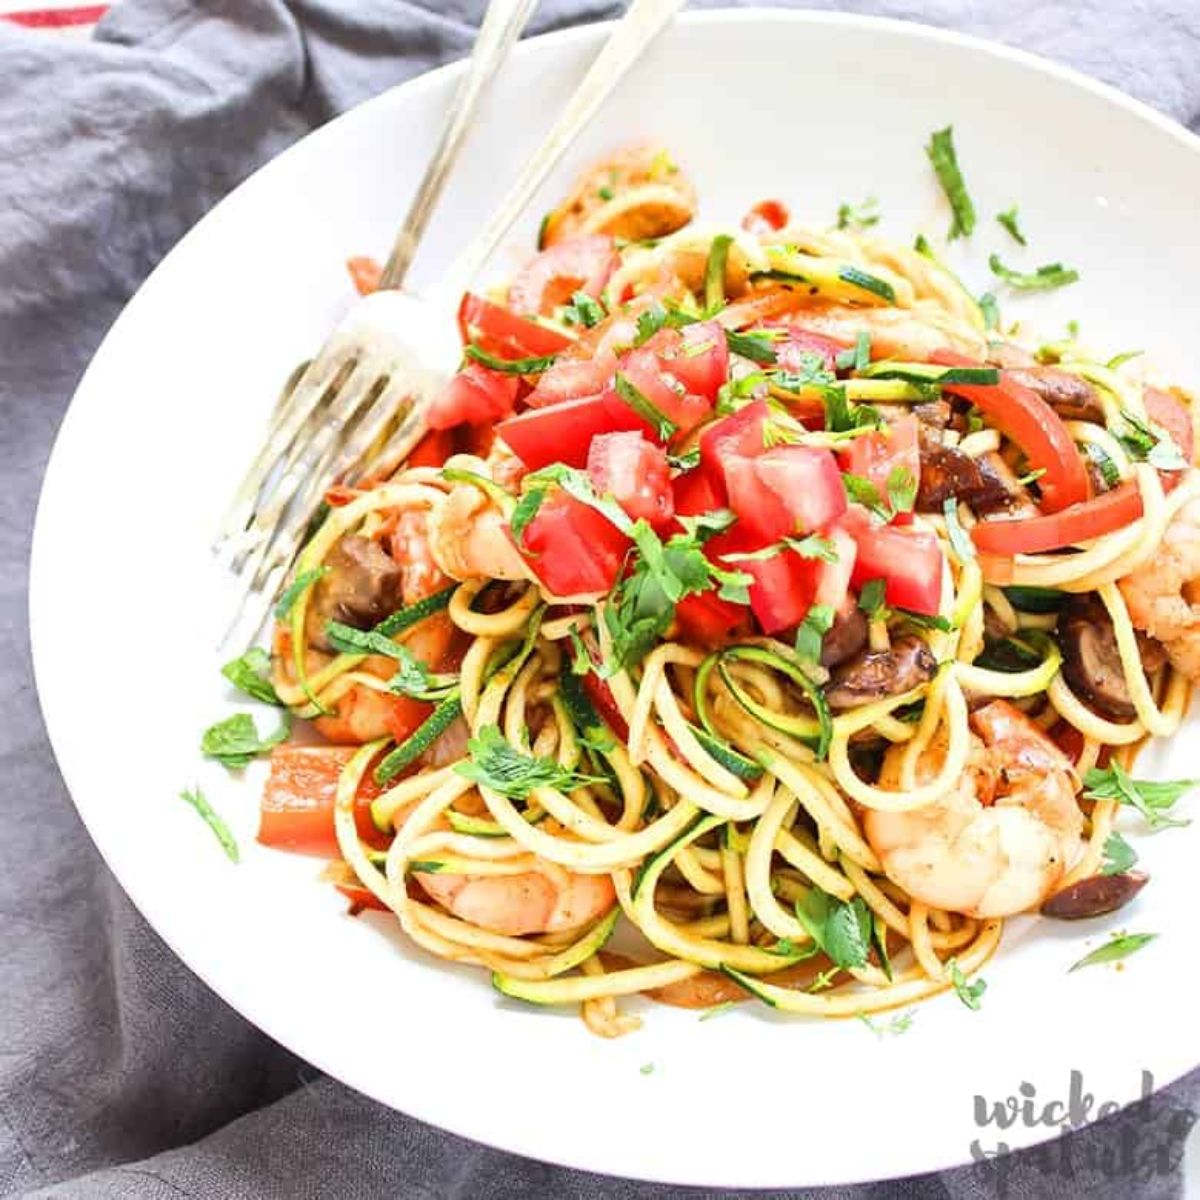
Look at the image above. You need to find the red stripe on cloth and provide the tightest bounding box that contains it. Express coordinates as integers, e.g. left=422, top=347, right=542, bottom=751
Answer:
left=1, top=4, right=107, bottom=27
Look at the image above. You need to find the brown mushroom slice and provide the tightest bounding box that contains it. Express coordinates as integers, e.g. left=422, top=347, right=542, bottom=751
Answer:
left=1041, top=871, right=1148, bottom=919
left=1057, top=594, right=1138, bottom=721
left=825, top=636, right=937, bottom=710
left=820, top=604, right=869, bottom=670
left=1007, top=366, right=1105, bottom=423
left=916, top=442, right=1021, bottom=516
left=304, top=535, right=404, bottom=651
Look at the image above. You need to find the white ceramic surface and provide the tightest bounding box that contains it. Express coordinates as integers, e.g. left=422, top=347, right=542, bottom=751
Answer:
left=30, top=10, right=1200, bottom=1188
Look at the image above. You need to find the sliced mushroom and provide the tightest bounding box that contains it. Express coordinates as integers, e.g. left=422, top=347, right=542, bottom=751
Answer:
left=820, top=604, right=868, bottom=670
left=917, top=441, right=1019, bottom=515
left=1041, top=871, right=1148, bottom=919
left=304, top=535, right=403, bottom=651
left=1007, top=367, right=1105, bottom=423
left=826, top=636, right=937, bottom=710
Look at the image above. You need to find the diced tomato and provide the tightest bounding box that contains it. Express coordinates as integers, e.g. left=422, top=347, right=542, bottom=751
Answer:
left=932, top=350, right=1089, bottom=513
left=512, top=491, right=630, bottom=596
left=841, top=507, right=944, bottom=615
left=675, top=589, right=749, bottom=644
left=497, top=390, right=651, bottom=470
left=971, top=480, right=1143, bottom=556
left=741, top=198, right=790, bottom=235
left=619, top=346, right=712, bottom=439
left=672, top=467, right=724, bottom=517
left=841, top=413, right=920, bottom=526
left=428, top=361, right=519, bottom=430
left=727, top=445, right=847, bottom=542
left=699, top=400, right=771, bottom=495
left=407, top=428, right=454, bottom=469
left=708, top=525, right=814, bottom=634
left=526, top=355, right=614, bottom=408
left=333, top=882, right=390, bottom=913
left=259, top=745, right=388, bottom=857
left=347, top=256, right=383, bottom=296
left=1144, top=387, right=1195, bottom=492
left=507, top=235, right=619, bottom=317
left=658, top=319, right=729, bottom=402
left=457, top=292, right=574, bottom=359
left=587, top=432, right=674, bottom=529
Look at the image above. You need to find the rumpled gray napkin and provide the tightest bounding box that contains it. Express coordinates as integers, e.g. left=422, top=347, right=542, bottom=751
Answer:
left=4, top=2, right=1200, bottom=1197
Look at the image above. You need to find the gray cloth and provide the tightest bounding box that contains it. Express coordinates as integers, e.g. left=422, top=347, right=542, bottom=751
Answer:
left=4, top=1, right=1200, bottom=1196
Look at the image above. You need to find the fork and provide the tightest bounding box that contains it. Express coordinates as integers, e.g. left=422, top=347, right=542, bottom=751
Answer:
left=215, top=0, right=687, bottom=649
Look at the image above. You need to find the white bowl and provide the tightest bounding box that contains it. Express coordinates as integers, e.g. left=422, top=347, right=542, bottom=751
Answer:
left=30, top=10, right=1200, bottom=1189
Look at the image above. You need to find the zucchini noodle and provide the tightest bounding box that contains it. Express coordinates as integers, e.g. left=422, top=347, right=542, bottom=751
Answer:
left=249, top=148, right=1200, bottom=1037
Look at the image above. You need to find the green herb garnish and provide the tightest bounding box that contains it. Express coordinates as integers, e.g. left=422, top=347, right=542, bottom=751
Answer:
left=996, top=206, right=1027, bottom=245
left=948, top=959, right=986, bottom=1009
left=925, top=126, right=976, bottom=240
left=988, top=254, right=1079, bottom=292
left=178, top=786, right=239, bottom=862
left=1069, top=932, right=1156, bottom=973
left=457, top=725, right=603, bottom=799
left=1083, top=763, right=1197, bottom=830
left=613, top=372, right=678, bottom=441
left=275, top=566, right=328, bottom=620
left=465, top=343, right=559, bottom=375
left=201, top=711, right=290, bottom=769
left=221, top=646, right=281, bottom=706
left=1100, top=832, right=1138, bottom=877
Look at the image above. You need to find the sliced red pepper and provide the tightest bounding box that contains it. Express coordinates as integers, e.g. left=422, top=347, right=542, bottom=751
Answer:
left=457, top=292, right=574, bottom=357
left=741, top=198, right=790, bottom=235
left=512, top=490, right=630, bottom=596
left=931, top=349, right=1089, bottom=513
left=587, top=431, right=674, bottom=529
left=498, top=390, right=652, bottom=470
left=971, top=480, right=1143, bottom=556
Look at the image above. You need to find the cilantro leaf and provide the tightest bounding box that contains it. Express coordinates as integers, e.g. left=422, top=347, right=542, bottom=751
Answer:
left=509, top=487, right=548, bottom=541
left=996, top=206, right=1027, bottom=245
left=633, top=301, right=668, bottom=347
left=843, top=472, right=890, bottom=519
left=613, top=372, right=678, bottom=440
left=835, top=330, right=871, bottom=373
left=561, top=290, right=606, bottom=329
left=1100, top=831, right=1138, bottom=877
left=948, top=959, right=986, bottom=1009
left=836, top=196, right=880, bottom=231
left=988, top=254, right=1079, bottom=292
left=1083, top=763, right=1197, bottom=830
left=1116, top=411, right=1189, bottom=472
left=221, top=646, right=281, bottom=706
left=1069, top=932, right=1157, bottom=973
left=178, top=786, right=239, bottom=863
left=455, top=725, right=602, bottom=798
left=794, top=889, right=873, bottom=970
left=201, top=711, right=290, bottom=769
left=795, top=602, right=835, bottom=665
left=886, top=465, right=917, bottom=515
left=725, top=328, right=779, bottom=365
left=858, top=578, right=887, bottom=621
left=464, top=343, right=559, bottom=375
left=523, top=464, right=634, bottom=535
left=925, top=126, right=976, bottom=240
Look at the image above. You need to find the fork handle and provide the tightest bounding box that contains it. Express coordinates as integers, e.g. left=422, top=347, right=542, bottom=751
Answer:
left=437, top=0, right=688, bottom=302
left=378, top=0, right=539, bottom=292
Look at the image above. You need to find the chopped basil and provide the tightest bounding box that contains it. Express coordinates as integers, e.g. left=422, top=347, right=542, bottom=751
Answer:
left=613, top=372, right=678, bottom=441
left=725, top=328, right=778, bottom=365
left=274, top=566, right=328, bottom=620
left=836, top=196, right=880, bottom=231
left=456, top=725, right=603, bottom=799
left=988, top=254, right=1079, bottom=292
left=704, top=234, right=733, bottom=313
left=464, top=343, right=559, bottom=375
left=1083, top=763, right=1197, bottom=830
left=221, top=646, right=281, bottom=706
left=524, top=463, right=634, bottom=535
left=1069, top=932, right=1156, bottom=973
left=1100, top=831, right=1138, bottom=877
left=633, top=301, right=668, bottom=346
left=509, top=486, right=548, bottom=541
left=722, top=534, right=838, bottom=565
left=561, top=290, right=606, bottom=328
left=597, top=184, right=614, bottom=201
left=842, top=472, right=890, bottom=519
left=178, top=786, right=239, bottom=863
left=948, top=959, right=986, bottom=1009
left=925, top=126, right=976, bottom=240
left=996, top=206, right=1027, bottom=246
left=201, top=711, right=290, bottom=769
left=677, top=508, right=737, bottom=540
left=1115, top=411, right=1189, bottom=472
left=795, top=602, right=836, bottom=665
left=942, top=498, right=976, bottom=562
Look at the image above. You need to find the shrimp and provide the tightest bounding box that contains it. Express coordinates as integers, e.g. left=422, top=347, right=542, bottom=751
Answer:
left=415, top=863, right=615, bottom=938
left=1118, top=494, right=1200, bottom=680
left=425, top=475, right=532, bottom=584
left=863, top=700, right=1084, bottom=917
left=540, top=144, right=696, bottom=248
